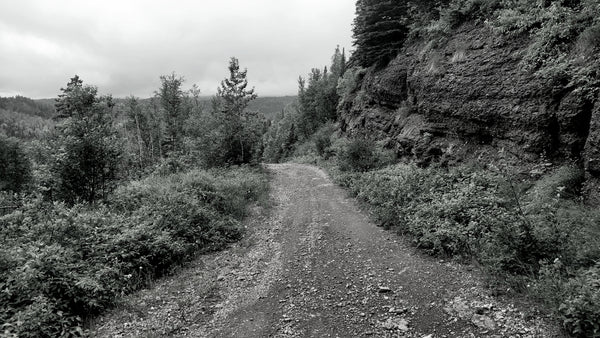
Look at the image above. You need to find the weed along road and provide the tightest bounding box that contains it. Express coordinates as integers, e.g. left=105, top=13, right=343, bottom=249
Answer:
left=92, top=163, right=560, bottom=337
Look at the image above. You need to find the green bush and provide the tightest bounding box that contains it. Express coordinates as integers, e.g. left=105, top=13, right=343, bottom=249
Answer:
left=0, top=166, right=268, bottom=337
left=314, top=132, right=332, bottom=158
left=440, top=0, right=501, bottom=29
left=337, top=138, right=379, bottom=172
left=560, top=264, right=600, bottom=337
left=336, top=138, right=396, bottom=172
left=313, top=123, right=336, bottom=159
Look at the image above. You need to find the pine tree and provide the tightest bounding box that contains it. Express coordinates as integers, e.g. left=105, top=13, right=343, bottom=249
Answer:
left=213, top=57, right=261, bottom=165
left=352, top=0, right=408, bottom=67
left=0, top=135, right=32, bottom=192
left=156, top=73, right=186, bottom=155
left=296, top=46, right=347, bottom=139
left=217, top=57, right=257, bottom=115
left=52, top=76, right=121, bottom=203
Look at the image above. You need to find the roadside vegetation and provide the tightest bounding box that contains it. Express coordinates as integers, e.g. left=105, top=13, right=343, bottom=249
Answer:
left=0, top=57, right=269, bottom=337
left=283, top=129, right=600, bottom=337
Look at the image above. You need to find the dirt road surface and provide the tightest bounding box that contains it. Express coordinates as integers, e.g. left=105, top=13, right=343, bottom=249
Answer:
left=91, top=163, right=562, bottom=338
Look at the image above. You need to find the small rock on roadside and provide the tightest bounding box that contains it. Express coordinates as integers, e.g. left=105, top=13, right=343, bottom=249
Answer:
left=471, top=314, right=496, bottom=331
left=380, top=318, right=409, bottom=332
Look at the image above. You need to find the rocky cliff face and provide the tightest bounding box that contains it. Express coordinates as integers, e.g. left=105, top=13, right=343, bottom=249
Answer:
left=339, top=24, right=599, bottom=203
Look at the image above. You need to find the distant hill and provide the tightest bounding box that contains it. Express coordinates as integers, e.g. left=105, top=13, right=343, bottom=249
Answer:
left=193, top=95, right=297, bottom=121
left=247, top=96, right=296, bottom=120
left=0, top=96, right=55, bottom=139
left=0, top=96, right=55, bottom=119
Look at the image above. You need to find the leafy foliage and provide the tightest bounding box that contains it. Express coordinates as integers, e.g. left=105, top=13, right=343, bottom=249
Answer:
left=337, top=138, right=379, bottom=172
left=0, top=167, right=268, bottom=337
left=0, top=109, right=54, bottom=140
left=122, top=96, right=164, bottom=171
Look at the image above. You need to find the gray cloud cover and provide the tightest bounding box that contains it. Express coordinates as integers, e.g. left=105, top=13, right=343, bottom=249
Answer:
left=0, top=0, right=354, bottom=98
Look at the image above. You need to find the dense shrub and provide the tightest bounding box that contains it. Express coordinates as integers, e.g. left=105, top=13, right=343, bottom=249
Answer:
left=0, top=166, right=268, bottom=337
left=312, top=123, right=336, bottom=159
left=560, top=264, right=600, bottom=337
left=337, top=138, right=378, bottom=172
left=337, top=138, right=395, bottom=172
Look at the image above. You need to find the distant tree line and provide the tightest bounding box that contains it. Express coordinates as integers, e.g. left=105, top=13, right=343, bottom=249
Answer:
left=0, top=57, right=264, bottom=204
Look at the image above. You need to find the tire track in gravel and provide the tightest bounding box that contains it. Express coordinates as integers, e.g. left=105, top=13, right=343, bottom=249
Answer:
left=90, top=163, right=563, bottom=338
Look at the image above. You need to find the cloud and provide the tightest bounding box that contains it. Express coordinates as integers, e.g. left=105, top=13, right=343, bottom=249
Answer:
left=0, top=0, right=354, bottom=98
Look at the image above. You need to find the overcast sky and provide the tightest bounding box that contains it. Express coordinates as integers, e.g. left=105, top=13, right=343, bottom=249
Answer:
left=0, top=0, right=355, bottom=99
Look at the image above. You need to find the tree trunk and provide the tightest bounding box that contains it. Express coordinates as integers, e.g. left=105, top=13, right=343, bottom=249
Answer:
left=134, top=112, right=144, bottom=169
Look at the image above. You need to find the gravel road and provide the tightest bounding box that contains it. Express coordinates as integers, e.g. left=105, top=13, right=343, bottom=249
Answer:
left=91, top=163, right=563, bottom=338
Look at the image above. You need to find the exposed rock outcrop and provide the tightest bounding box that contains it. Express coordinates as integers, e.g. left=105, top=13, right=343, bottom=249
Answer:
left=339, top=24, right=599, bottom=202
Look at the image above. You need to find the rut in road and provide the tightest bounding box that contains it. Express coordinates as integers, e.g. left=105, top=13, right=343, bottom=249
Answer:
left=91, top=163, right=561, bottom=338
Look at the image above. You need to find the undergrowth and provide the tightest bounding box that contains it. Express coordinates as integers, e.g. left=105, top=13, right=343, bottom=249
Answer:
left=329, top=159, right=600, bottom=336
left=0, top=166, right=269, bottom=337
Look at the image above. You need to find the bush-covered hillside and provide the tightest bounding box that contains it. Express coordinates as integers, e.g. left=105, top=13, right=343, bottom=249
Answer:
left=0, top=57, right=272, bottom=337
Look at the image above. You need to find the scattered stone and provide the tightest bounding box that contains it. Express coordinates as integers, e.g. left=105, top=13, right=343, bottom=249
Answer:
left=378, top=286, right=392, bottom=293
left=380, top=318, right=409, bottom=332
left=388, top=307, right=407, bottom=314
left=471, top=314, right=496, bottom=331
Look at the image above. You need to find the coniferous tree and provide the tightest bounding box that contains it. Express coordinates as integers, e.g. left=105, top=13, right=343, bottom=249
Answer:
left=51, top=76, right=121, bottom=203
left=212, top=57, right=262, bottom=165
left=352, top=0, right=409, bottom=67
left=156, top=72, right=186, bottom=155
left=296, top=47, right=347, bottom=139
left=0, top=135, right=32, bottom=192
